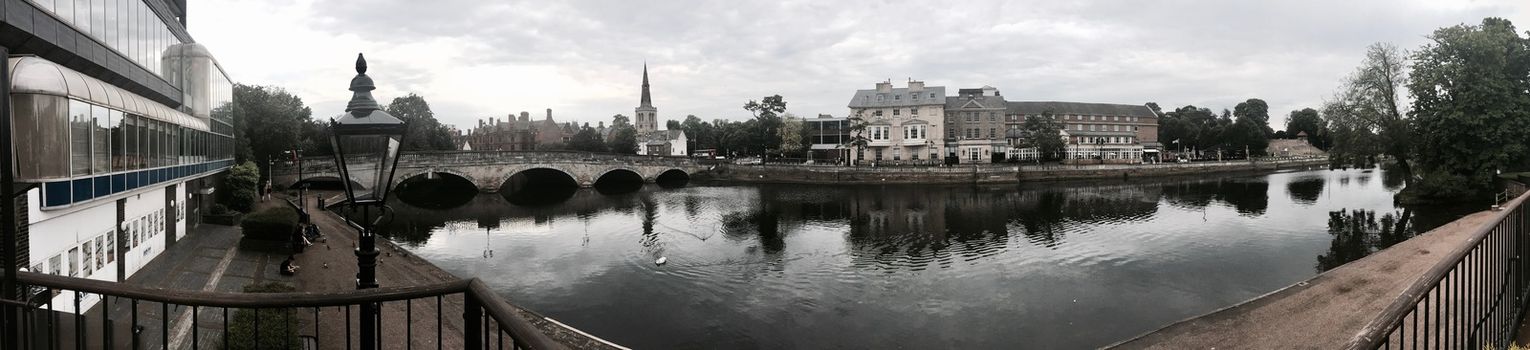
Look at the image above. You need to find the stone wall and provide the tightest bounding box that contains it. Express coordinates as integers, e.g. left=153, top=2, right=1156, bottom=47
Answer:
left=702, top=157, right=1329, bottom=185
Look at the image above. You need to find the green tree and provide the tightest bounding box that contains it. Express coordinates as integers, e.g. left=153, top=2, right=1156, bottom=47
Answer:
left=777, top=113, right=806, bottom=157
left=680, top=115, right=715, bottom=151
left=1233, top=98, right=1274, bottom=137
left=569, top=123, right=608, bottom=152
left=230, top=84, right=312, bottom=177
left=607, top=114, right=639, bottom=154
left=1323, top=42, right=1413, bottom=172
left=1021, top=111, right=1066, bottom=161
left=1285, top=108, right=1331, bottom=149
left=384, top=93, right=455, bottom=151
left=216, top=161, right=260, bottom=213
left=666, top=119, right=682, bottom=131
left=1407, top=18, right=1530, bottom=200
left=743, top=95, right=787, bottom=156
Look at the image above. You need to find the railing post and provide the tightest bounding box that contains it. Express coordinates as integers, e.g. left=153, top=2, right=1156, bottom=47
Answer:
left=465, top=294, right=482, bottom=349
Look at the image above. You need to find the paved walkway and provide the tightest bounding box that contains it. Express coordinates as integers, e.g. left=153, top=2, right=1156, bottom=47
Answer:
left=1111, top=208, right=1504, bottom=349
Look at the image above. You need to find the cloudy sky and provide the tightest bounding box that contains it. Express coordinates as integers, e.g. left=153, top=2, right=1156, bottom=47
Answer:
left=188, top=0, right=1530, bottom=131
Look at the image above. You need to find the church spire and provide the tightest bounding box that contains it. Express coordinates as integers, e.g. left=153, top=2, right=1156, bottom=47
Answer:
left=640, top=62, right=653, bottom=107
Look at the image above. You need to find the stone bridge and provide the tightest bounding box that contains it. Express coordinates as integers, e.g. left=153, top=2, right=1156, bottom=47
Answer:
left=271, top=150, right=711, bottom=192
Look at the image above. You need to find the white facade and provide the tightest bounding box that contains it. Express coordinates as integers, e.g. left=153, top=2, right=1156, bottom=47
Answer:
left=847, top=80, right=946, bottom=164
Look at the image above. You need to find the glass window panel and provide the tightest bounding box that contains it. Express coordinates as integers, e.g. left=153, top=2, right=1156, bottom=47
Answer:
left=91, top=0, right=105, bottom=40
left=56, top=0, right=74, bottom=28
left=105, top=0, right=118, bottom=49
left=74, top=0, right=90, bottom=35
left=36, top=0, right=55, bottom=14
left=93, top=105, right=110, bottom=173
left=70, top=100, right=92, bottom=176
left=111, top=110, right=125, bottom=171
left=138, top=2, right=147, bottom=68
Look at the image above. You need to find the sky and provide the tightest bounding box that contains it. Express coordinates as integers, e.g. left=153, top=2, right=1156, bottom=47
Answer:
left=188, top=0, right=1530, bottom=132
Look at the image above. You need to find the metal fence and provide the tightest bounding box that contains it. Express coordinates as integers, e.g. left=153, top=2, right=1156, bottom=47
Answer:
left=1350, top=191, right=1530, bottom=349
left=5, top=271, right=566, bottom=350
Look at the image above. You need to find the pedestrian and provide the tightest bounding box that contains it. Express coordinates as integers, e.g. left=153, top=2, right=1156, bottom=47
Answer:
left=279, top=255, right=299, bottom=276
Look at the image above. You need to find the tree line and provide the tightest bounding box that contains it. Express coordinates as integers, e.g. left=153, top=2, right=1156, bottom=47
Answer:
left=1321, top=17, right=1530, bottom=202
left=229, top=84, right=457, bottom=181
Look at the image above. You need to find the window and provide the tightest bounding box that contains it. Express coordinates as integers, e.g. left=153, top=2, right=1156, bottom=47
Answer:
left=93, top=105, right=111, bottom=173
left=893, top=148, right=901, bottom=160
left=50, top=255, right=62, bottom=275
left=894, top=95, right=900, bottom=100
left=989, top=113, right=997, bottom=121
left=911, top=108, right=918, bottom=116
left=874, top=148, right=883, bottom=160
left=877, top=95, right=884, bottom=102
left=82, top=241, right=94, bottom=276
left=70, top=100, right=91, bottom=176
left=912, top=93, right=920, bottom=100
left=929, top=93, right=936, bottom=99
left=874, top=110, right=883, bottom=117
left=893, top=109, right=900, bottom=116
left=989, top=128, right=996, bottom=138
left=68, top=247, right=79, bottom=277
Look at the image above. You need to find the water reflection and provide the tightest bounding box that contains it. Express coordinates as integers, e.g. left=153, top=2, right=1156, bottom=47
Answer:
left=1316, top=208, right=1414, bottom=272
left=380, top=168, right=1481, bottom=349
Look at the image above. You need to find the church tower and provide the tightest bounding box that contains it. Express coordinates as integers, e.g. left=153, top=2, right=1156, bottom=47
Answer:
left=635, top=63, right=658, bottom=133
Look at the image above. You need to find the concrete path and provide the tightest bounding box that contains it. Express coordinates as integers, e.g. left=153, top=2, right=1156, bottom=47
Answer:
left=1111, top=209, right=1502, bottom=349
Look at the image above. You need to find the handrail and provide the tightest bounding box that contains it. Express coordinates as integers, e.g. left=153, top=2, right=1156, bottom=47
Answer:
left=469, top=279, right=569, bottom=350
left=1346, top=190, right=1530, bottom=349
left=16, top=271, right=471, bottom=308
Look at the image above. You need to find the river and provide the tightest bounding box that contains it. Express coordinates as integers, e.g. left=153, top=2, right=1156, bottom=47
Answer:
left=379, top=167, right=1477, bottom=349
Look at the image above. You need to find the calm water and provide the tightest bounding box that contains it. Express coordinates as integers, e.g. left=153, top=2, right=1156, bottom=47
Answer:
left=381, top=167, right=1476, bottom=349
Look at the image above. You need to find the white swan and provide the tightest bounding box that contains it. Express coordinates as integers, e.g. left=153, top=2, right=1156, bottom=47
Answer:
left=655, top=256, right=668, bottom=265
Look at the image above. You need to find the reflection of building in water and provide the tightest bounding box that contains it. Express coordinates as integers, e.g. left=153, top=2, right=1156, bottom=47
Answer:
left=1160, top=177, right=1270, bottom=215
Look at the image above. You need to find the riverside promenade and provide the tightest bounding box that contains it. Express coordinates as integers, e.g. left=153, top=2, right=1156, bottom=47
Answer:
left=1111, top=193, right=1524, bottom=349
left=705, top=156, right=1329, bottom=185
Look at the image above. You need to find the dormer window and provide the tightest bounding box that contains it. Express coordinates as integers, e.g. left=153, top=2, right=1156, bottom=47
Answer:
left=913, top=93, right=920, bottom=100
left=894, top=95, right=901, bottom=100
left=929, top=93, right=936, bottom=99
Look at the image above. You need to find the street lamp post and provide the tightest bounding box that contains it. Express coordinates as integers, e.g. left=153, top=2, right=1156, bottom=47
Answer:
left=328, top=53, right=408, bottom=350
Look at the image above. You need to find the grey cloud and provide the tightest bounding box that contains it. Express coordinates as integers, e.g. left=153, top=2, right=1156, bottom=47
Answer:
left=297, top=0, right=1526, bottom=128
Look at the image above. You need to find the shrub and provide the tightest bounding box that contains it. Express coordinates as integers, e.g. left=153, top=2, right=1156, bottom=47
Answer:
left=226, top=282, right=299, bottom=350
left=209, top=203, right=230, bottom=215
left=240, top=205, right=299, bottom=241
left=218, top=161, right=261, bottom=213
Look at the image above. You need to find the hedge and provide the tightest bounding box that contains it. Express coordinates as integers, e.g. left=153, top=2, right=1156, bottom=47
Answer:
left=239, top=205, right=299, bottom=241
left=226, top=282, right=300, bottom=350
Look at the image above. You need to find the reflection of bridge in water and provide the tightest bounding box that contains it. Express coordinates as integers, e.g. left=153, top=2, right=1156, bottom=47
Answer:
left=270, top=150, right=710, bottom=191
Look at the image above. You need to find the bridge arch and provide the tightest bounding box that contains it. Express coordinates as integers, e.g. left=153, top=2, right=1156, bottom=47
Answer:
left=655, top=168, right=690, bottom=188
left=394, top=170, right=479, bottom=209
left=593, top=168, right=645, bottom=194
left=500, top=167, right=580, bottom=206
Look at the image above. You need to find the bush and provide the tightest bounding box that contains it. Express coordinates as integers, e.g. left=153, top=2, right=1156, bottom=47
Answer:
left=218, top=161, right=261, bottom=213
left=210, top=203, right=230, bottom=215
left=240, top=205, right=299, bottom=241
left=226, top=282, right=299, bottom=350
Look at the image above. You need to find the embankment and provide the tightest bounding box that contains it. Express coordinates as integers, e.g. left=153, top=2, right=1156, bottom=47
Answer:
left=700, top=157, right=1328, bottom=185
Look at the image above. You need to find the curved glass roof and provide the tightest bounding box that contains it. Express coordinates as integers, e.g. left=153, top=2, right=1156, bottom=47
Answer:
left=7, top=56, right=209, bottom=132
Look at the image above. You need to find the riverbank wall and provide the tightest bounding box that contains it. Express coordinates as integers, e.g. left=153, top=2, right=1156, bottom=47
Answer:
left=700, top=157, right=1329, bottom=185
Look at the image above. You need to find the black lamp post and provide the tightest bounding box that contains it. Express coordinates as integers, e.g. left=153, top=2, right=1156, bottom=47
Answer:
left=328, top=53, right=407, bottom=350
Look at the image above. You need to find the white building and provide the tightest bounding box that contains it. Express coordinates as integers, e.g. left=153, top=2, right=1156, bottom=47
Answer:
left=846, top=80, right=945, bottom=164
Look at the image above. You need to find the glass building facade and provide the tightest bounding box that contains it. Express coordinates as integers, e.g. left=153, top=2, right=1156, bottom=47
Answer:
left=9, top=57, right=233, bottom=208
left=26, top=0, right=183, bottom=81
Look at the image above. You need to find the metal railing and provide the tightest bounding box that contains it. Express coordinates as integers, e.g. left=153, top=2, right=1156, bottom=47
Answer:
left=1350, top=191, right=1530, bottom=349
left=6, top=271, right=567, bottom=349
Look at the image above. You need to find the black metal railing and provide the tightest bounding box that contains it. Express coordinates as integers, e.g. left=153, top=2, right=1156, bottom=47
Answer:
left=1350, top=191, right=1530, bottom=349
left=5, top=271, right=567, bottom=350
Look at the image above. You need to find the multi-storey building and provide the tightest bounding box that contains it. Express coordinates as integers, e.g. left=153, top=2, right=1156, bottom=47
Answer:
left=944, top=86, right=1009, bottom=163
left=805, top=114, right=850, bottom=162
left=1005, top=102, right=1159, bottom=163
left=2, top=0, right=238, bottom=312
left=846, top=80, right=944, bottom=164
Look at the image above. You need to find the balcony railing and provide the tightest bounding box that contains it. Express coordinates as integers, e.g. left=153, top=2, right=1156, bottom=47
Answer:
left=1350, top=190, right=1530, bottom=349
left=5, top=270, right=567, bottom=349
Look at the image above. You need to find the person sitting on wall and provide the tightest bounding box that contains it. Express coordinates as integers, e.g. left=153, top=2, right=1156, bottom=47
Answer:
left=279, top=256, right=299, bottom=276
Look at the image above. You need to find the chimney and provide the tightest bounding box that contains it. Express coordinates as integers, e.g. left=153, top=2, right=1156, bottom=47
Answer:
left=546, top=108, right=553, bottom=121
left=520, top=111, right=530, bottom=122
left=908, top=80, right=925, bottom=92
left=875, top=80, right=893, bottom=93
left=982, top=86, right=997, bottom=96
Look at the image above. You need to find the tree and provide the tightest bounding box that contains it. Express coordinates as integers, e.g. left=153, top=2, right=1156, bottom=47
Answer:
left=1406, top=18, right=1530, bottom=200
left=606, top=114, right=639, bottom=155
left=666, top=120, right=682, bottom=131
left=1323, top=42, right=1413, bottom=173
left=216, top=161, right=260, bottom=213
left=778, top=113, right=805, bottom=157
left=229, top=84, right=313, bottom=178
left=744, top=95, right=787, bottom=156
left=1021, top=111, right=1066, bottom=161
left=1285, top=108, right=1330, bottom=149
left=384, top=94, right=456, bottom=151
left=569, top=123, right=607, bottom=152
left=1233, top=98, right=1274, bottom=137
left=680, top=115, right=715, bottom=151
left=843, top=113, right=869, bottom=165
